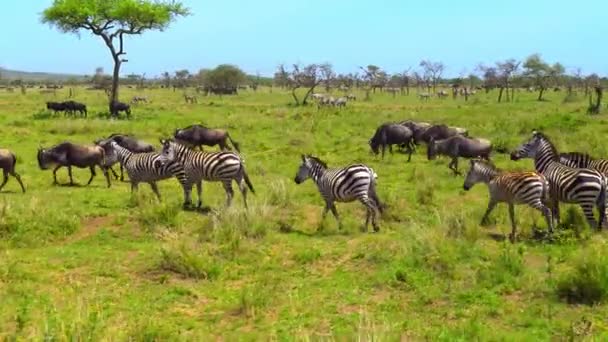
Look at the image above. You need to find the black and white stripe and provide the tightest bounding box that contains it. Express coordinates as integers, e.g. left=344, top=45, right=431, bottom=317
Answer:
left=107, top=141, right=188, bottom=200
left=559, top=152, right=608, bottom=175
left=156, top=140, right=254, bottom=208
left=463, top=159, right=553, bottom=241
left=511, top=131, right=608, bottom=229
left=294, top=155, right=382, bottom=232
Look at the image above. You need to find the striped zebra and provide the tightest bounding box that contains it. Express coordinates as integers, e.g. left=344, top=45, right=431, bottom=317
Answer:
left=156, top=139, right=254, bottom=209
left=463, top=159, right=553, bottom=241
left=559, top=152, right=608, bottom=175
left=103, top=140, right=188, bottom=200
left=294, top=155, right=382, bottom=232
left=510, top=131, right=608, bottom=229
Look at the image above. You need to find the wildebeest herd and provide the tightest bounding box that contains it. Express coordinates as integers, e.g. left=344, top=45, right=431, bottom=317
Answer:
left=45, top=99, right=132, bottom=119
left=4, top=105, right=608, bottom=241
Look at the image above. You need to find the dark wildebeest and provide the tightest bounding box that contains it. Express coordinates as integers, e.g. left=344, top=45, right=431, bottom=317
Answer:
left=63, top=100, right=87, bottom=117
left=46, top=101, right=67, bottom=115
left=109, top=100, right=131, bottom=118
left=418, top=124, right=468, bottom=144
left=174, top=124, right=241, bottom=152
left=369, top=123, right=416, bottom=161
left=37, top=142, right=111, bottom=187
left=95, top=133, right=155, bottom=181
left=427, top=135, right=492, bottom=175
left=0, top=149, right=25, bottom=193
left=400, top=120, right=432, bottom=145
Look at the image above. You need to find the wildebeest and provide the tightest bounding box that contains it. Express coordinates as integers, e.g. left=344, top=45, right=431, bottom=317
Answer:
left=184, top=94, right=197, bottom=104
left=131, top=96, right=149, bottom=104
left=95, top=133, right=155, bottom=181
left=37, top=142, right=111, bottom=187
left=418, top=124, right=468, bottom=144
left=418, top=93, right=431, bottom=101
left=311, top=93, right=326, bottom=101
left=46, top=101, right=67, bottom=115
left=427, top=135, right=492, bottom=175
left=369, top=123, right=415, bottom=161
left=63, top=100, right=87, bottom=117
left=174, top=124, right=241, bottom=152
left=0, top=149, right=25, bottom=193
left=109, top=100, right=131, bottom=118
left=346, top=93, right=356, bottom=101
left=334, top=97, right=347, bottom=108
left=400, top=120, right=432, bottom=144
left=437, top=90, right=449, bottom=98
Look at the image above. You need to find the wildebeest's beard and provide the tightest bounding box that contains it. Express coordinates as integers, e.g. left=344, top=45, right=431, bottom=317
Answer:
left=369, top=140, right=379, bottom=154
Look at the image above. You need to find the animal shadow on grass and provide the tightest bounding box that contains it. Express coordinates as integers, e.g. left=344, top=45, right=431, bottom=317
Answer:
left=183, top=205, right=213, bottom=215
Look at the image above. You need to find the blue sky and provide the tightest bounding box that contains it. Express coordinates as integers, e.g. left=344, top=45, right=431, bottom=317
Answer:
left=1, top=0, right=606, bottom=77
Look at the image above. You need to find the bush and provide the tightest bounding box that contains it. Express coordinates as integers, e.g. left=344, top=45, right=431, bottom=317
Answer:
left=556, top=247, right=608, bottom=305
left=136, top=202, right=181, bottom=232
left=159, top=243, right=220, bottom=280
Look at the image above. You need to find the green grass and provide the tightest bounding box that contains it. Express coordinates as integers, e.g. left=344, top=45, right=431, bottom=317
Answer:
left=1, top=86, right=608, bottom=339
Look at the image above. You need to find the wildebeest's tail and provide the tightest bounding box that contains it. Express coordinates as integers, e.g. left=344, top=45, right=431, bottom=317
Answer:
left=597, top=176, right=607, bottom=229
left=240, top=163, right=254, bottom=194
left=227, top=132, right=241, bottom=152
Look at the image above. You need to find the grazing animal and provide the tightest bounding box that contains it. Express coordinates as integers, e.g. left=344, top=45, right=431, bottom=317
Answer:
left=559, top=152, right=608, bottom=175
left=46, top=101, right=67, bottom=115
left=400, top=120, right=432, bottom=144
left=0, top=149, right=25, bottom=193
left=437, top=90, right=449, bottom=98
left=311, top=93, right=326, bottom=101
left=184, top=94, right=197, bottom=104
left=511, top=131, right=608, bottom=229
left=419, top=124, right=467, bottom=144
left=346, top=93, right=356, bottom=101
left=131, top=96, right=149, bottom=104
left=369, top=123, right=415, bottom=161
left=418, top=93, right=431, bottom=101
left=334, top=97, right=347, bottom=108
left=174, top=124, right=240, bottom=152
left=100, top=141, right=188, bottom=201
left=463, top=159, right=553, bottom=242
left=63, top=100, right=87, bottom=117
left=95, top=134, right=155, bottom=181
left=427, top=135, right=492, bottom=175
left=155, top=139, right=254, bottom=209
left=294, top=155, right=382, bottom=232
left=37, top=142, right=111, bottom=187
left=109, top=100, right=131, bottom=118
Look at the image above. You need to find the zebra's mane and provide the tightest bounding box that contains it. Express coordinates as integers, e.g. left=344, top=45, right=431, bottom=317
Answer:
left=560, top=151, right=594, bottom=160
left=472, top=159, right=502, bottom=173
left=533, top=131, right=559, bottom=159
left=305, top=155, right=328, bottom=169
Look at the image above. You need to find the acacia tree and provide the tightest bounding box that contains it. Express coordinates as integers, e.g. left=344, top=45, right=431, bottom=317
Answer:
left=275, top=63, right=325, bottom=105
left=419, top=60, right=444, bottom=93
left=523, top=54, right=563, bottom=101
left=496, top=59, right=520, bottom=102
left=42, top=0, right=189, bottom=104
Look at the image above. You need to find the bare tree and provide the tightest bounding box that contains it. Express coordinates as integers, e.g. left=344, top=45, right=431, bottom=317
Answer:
left=276, top=63, right=324, bottom=105
left=496, top=59, right=520, bottom=102
left=419, top=60, right=445, bottom=93
left=319, top=63, right=335, bottom=93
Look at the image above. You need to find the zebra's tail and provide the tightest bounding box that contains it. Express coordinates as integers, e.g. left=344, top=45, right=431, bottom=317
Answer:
left=598, top=176, right=607, bottom=229
left=227, top=133, right=241, bottom=152
left=241, top=163, right=255, bottom=194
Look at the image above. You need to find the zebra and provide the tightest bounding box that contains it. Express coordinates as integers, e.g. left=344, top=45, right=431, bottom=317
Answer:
left=101, top=140, right=188, bottom=201
left=559, top=152, right=608, bottom=175
left=155, top=139, right=254, bottom=209
left=510, top=131, right=608, bottom=230
left=294, top=155, right=382, bottom=232
left=463, top=159, right=553, bottom=242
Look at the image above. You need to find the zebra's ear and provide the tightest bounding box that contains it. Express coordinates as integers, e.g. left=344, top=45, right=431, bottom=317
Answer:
left=301, top=154, right=306, bottom=162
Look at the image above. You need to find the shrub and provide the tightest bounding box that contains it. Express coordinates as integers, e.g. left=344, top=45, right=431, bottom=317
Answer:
left=159, top=243, right=220, bottom=280
left=556, top=247, right=608, bottom=305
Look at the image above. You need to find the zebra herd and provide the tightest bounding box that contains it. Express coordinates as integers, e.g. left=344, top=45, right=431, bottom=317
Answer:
left=2, top=123, right=608, bottom=242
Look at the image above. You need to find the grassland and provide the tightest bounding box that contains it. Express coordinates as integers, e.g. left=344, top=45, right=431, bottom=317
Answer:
left=1, top=86, right=608, bottom=340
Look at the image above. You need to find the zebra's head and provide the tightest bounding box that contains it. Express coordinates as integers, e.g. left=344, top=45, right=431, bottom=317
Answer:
left=463, top=159, right=494, bottom=190
left=511, top=130, right=550, bottom=161
left=156, top=139, right=177, bottom=167
left=295, top=154, right=327, bottom=184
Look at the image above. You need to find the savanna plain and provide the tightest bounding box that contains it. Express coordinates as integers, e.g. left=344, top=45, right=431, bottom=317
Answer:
left=1, top=87, right=608, bottom=340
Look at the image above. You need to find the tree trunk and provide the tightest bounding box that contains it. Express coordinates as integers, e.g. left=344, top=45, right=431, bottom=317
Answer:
left=538, top=87, right=545, bottom=101
left=111, top=58, right=121, bottom=103
left=302, top=85, right=318, bottom=105
left=497, top=87, right=504, bottom=103
left=291, top=87, right=300, bottom=105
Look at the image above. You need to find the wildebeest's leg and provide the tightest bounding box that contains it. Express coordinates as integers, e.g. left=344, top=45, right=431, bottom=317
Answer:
left=481, top=199, right=497, bottom=225
left=223, top=181, right=234, bottom=207
left=52, top=165, right=62, bottom=185
left=406, top=143, right=413, bottom=162
left=149, top=182, right=161, bottom=200
left=101, top=166, right=111, bottom=188
left=508, top=203, right=517, bottom=243
left=195, top=181, right=202, bottom=208
left=381, top=144, right=386, bottom=159
left=448, top=157, right=460, bottom=175
left=68, top=166, right=75, bottom=185
left=198, top=145, right=204, bottom=151
left=108, top=166, right=119, bottom=180
left=0, top=171, right=8, bottom=192
left=86, top=166, right=96, bottom=185
left=10, top=170, right=25, bottom=193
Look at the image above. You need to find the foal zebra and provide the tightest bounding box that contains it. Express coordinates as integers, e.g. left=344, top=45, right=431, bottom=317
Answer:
left=103, top=141, right=188, bottom=200
left=156, top=139, right=254, bottom=209
left=463, top=159, right=553, bottom=241
left=511, top=131, right=608, bottom=229
left=294, top=155, right=382, bottom=232
left=559, top=152, right=608, bottom=175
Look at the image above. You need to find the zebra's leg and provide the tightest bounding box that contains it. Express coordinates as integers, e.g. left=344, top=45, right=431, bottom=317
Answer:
left=0, top=171, right=8, bottom=191
left=195, top=181, right=202, bottom=208
left=86, top=166, right=96, bottom=185
left=68, top=166, right=75, bottom=185
left=120, top=164, right=125, bottom=182
left=108, top=166, right=119, bottom=180
left=481, top=200, right=497, bottom=226
left=238, top=178, right=249, bottom=209
left=359, top=196, right=378, bottom=232
left=182, top=183, right=193, bottom=209
left=148, top=182, right=161, bottom=200
left=580, top=203, right=598, bottom=229
left=223, top=181, right=234, bottom=207
left=530, top=200, right=554, bottom=234
left=52, top=165, right=61, bottom=185
left=328, top=202, right=342, bottom=229
left=508, top=203, right=517, bottom=243
left=131, top=182, right=139, bottom=194
left=10, top=170, right=25, bottom=193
